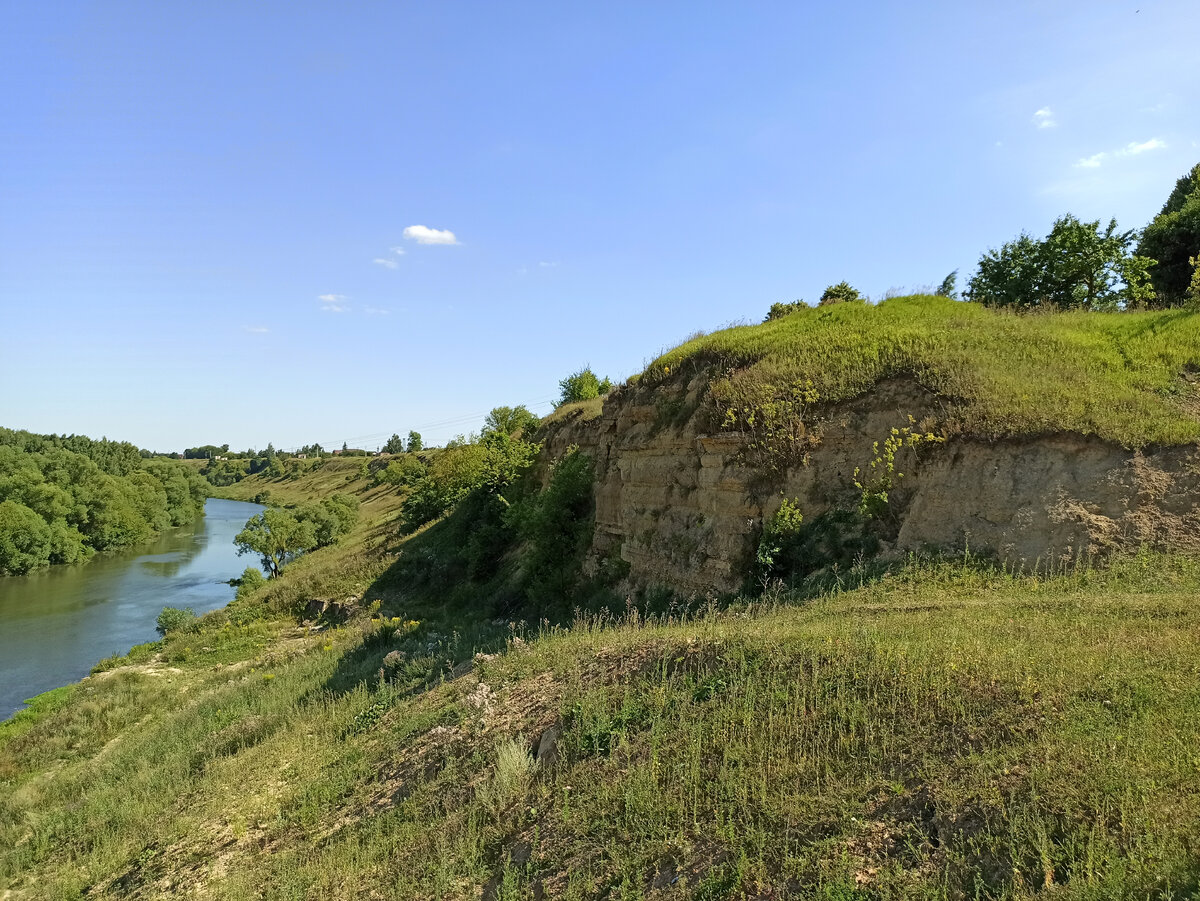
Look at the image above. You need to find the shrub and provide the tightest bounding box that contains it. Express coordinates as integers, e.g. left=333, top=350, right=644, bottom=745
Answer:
left=764, top=300, right=806, bottom=322
left=818, top=281, right=865, bottom=305
left=755, top=503, right=879, bottom=588
left=377, top=455, right=426, bottom=487
left=514, top=448, right=595, bottom=613
left=235, top=566, right=266, bottom=601
left=756, top=498, right=805, bottom=580
left=477, top=737, right=535, bottom=816
left=558, top=367, right=613, bottom=406
left=296, top=494, right=359, bottom=547
left=401, top=433, right=540, bottom=533
left=156, top=606, right=198, bottom=636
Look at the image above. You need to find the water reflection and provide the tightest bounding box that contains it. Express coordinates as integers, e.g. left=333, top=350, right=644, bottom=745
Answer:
left=0, top=498, right=264, bottom=719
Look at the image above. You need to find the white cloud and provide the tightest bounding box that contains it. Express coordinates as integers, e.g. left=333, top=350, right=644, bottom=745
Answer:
left=318, top=293, right=350, bottom=313
left=363, top=306, right=390, bottom=315
left=1074, top=138, right=1166, bottom=169
left=1033, top=107, right=1056, bottom=129
left=390, top=246, right=406, bottom=255
left=373, top=257, right=398, bottom=269
left=1120, top=138, right=1166, bottom=156
left=538, top=261, right=559, bottom=268
left=403, top=224, right=459, bottom=245
left=243, top=326, right=269, bottom=334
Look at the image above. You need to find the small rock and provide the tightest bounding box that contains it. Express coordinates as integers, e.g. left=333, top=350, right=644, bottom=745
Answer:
left=535, top=724, right=562, bottom=767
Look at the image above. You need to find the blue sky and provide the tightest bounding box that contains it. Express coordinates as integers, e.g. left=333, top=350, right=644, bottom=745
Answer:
left=2, top=1, right=1198, bottom=452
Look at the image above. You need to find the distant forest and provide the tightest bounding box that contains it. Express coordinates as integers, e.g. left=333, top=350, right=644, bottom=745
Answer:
left=0, top=428, right=208, bottom=575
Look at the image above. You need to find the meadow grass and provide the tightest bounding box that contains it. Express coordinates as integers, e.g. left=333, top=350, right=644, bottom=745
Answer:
left=4, top=545, right=1200, bottom=898
left=645, top=296, right=1200, bottom=448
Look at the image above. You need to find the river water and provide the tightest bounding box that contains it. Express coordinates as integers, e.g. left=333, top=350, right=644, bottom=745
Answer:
left=0, top=497, right=264, bottom=719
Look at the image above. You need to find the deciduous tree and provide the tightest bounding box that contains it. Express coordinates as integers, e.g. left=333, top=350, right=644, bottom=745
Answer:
left=234, top=509, right=317, bottom=577
left=967, top=215, right=1155, bottom=310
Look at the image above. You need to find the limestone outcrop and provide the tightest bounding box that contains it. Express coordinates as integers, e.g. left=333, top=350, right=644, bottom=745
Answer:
left=542, top=375, right=1200, bottom=594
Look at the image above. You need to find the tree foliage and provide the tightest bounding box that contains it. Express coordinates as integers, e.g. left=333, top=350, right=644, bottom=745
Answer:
left=1137, top=163, right=1200, bottom=306
left=764, top=300, right=807, bottom=322
left=234, top=509, right=317, bottom=578
left=377, top=455, right=427, bottom=488
left=818, top=282, right=865, bottom=306
left=482, top=405, right=540, bottom=438
left=183, top=444, right=229, bottom=460
left=382, top=434, right=406, bottom=454
left=557, top=368, right=613, bottom=407
left=401, top=432, right=541, bottom=532
left=967, top=215, right=1155, bottom=311
left=0, top=428, right=208, bottom=575
left=406, top=431, right=423, bottom=453
left=295, top=494, right=359, bottom=548
left=936, top=270, right=958, bottom=299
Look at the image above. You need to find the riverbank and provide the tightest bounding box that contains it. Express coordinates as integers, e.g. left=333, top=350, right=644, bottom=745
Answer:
left=0, top=498, right=265, bottom=719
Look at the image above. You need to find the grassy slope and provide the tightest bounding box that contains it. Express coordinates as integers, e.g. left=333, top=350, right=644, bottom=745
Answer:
left=3, top=475, right=1200, bottom=899
left=647, top=296, right=1200, bottom=447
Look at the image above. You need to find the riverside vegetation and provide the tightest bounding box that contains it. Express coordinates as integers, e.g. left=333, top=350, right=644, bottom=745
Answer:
left=4, top=291, right=1200, bottom=897
left=0, top=429, right=208, bottom=575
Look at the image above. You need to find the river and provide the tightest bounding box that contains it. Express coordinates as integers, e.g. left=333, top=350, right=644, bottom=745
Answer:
left=0, top=497, right=264, bottom=719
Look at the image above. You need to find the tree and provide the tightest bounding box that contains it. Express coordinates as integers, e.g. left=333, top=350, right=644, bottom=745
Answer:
left=967, top=215, right=1155, bottom=310
left=764, top=300, right=806, bottom=322
left=557, top=367, right=613, bottom=406
left=382, top=433, right=406, bottom=454
left=296, top=494, right=359, bottom=547
left=1187, top=256, right=1200, bottom=309
left=936, top=270, right=958, bottom=299
left=483, top=405, right=540, bottom=437
left=0, top=499, right=53, bottom=575
left=818, top=282, right=865, bottom=305
left=1137, top=163, right=1200, bottom=306
left=234, top=509, right=317, bottom=578
left=406, top=431, right=423, bottom=452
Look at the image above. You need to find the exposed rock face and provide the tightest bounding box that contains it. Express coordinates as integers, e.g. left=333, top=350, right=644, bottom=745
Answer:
left=542, top=375, right=1200, bottom=595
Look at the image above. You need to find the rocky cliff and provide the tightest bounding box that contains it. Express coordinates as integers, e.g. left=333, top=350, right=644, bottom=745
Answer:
left=542, top=374, right=1200, bottom=595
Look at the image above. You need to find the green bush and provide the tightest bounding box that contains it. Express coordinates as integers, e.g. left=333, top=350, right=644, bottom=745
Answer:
left=513, top=448, right=595, bottom=613
left=156, top=606, right=198, bottom=636
left=818, top=281, right=865, bottom=305
left=401, top=433, right=540, bottom=533
left=377, top=455, right=426, bottom=487
left=296, top=494, right=359, bottom=548
left=764, top=300, right=806, bottom=322
left=235, top=566, right=266, bottom=601
left=557, top=367, right=613, bottom=406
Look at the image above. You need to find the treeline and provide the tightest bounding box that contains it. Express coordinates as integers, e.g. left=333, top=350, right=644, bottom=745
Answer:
left=967, top=162, right=1200, bottom=310
left=762, top=162, right=1200, bottom=316
left=0, top=428, right=208, bottom=575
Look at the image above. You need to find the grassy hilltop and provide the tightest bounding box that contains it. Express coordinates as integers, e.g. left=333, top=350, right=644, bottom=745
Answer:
left=5, top=303, right=1200, bottom=899
left=644, top=295, right=1200, bottom=448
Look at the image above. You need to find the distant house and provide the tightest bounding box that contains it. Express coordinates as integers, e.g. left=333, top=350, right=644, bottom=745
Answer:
left=213, top=456, right=227, bottom=461
left=296, top=453, right=307, bottom=460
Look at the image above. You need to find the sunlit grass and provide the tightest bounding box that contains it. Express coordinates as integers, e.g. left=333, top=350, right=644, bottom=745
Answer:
left=5, top=549, right=1200, bottom=898
left=646, top=295, right=1200, bottom=447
